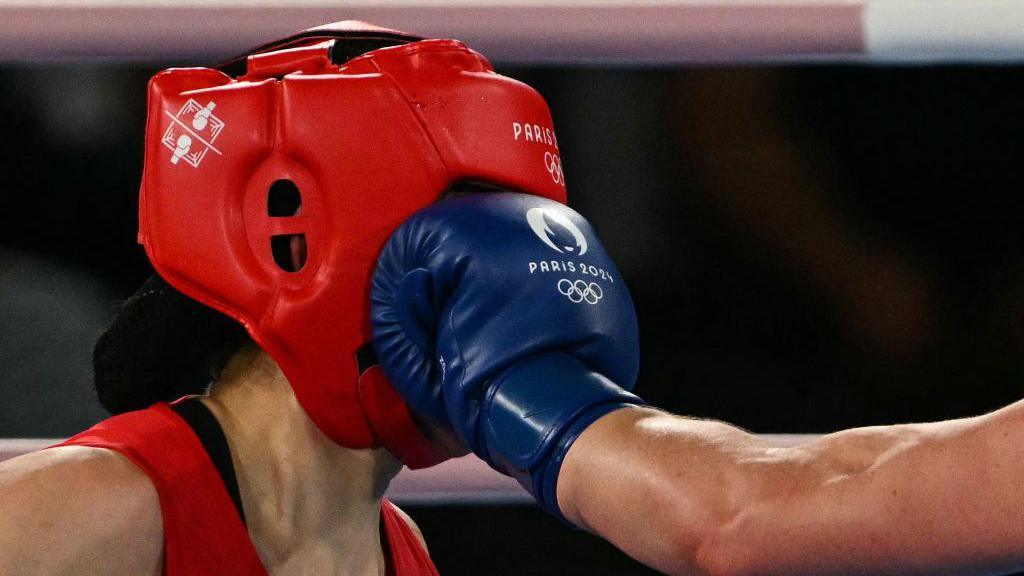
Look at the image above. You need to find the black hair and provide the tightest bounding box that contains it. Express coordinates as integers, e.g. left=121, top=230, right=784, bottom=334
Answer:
left=93, top=274, right=251, bottom=414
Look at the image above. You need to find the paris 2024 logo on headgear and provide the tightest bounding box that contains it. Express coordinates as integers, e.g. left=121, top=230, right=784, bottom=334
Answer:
left=525, top=206, right=617, bottom=305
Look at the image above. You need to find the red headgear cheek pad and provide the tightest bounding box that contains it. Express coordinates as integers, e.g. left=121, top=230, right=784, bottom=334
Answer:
left=137, top=21, right=567, bottom=469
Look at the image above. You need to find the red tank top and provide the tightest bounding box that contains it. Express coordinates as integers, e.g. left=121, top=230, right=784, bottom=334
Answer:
left=59, top=402, right=439, bottom=576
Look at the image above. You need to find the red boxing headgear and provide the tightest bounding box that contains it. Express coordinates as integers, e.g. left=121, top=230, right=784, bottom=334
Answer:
left=137, top=22, right=567, bottom=468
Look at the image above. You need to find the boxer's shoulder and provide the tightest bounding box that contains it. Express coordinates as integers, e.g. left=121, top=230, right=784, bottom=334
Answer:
left=0, top=445, right=159, bottom=510
left=0, top=446, right=163, bottom=576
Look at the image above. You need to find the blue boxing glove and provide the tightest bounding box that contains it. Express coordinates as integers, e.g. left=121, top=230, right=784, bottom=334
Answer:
left=371, top=193, right=643, bottom=520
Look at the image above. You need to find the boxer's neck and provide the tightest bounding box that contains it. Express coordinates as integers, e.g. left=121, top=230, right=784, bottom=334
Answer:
left=201, top=344, right=402, bottom=576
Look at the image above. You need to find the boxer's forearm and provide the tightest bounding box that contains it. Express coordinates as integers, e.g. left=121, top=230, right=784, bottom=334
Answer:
left=556, top=407, right=776, bottom=576
left=557, top=402, right=1024, bottom=576
left=725, top=401, right=1024, bottom=576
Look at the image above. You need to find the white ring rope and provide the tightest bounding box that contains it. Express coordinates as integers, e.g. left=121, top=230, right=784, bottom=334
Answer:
left=0, top=435, right=816, bottom=504
left=1, top=1, right=1024, bottom=63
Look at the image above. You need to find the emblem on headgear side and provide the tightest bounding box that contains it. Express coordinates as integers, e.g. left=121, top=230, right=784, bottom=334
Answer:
left=160, top=99, right=225, bottom=168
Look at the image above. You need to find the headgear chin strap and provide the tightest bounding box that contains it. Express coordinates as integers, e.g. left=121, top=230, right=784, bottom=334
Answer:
left=137, top=21, right=567, bottom=468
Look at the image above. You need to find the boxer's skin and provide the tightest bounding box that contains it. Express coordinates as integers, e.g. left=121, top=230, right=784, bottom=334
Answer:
left=557, top=401, right=1024, bottom=576
left=0, top=344, right=438, bottom=576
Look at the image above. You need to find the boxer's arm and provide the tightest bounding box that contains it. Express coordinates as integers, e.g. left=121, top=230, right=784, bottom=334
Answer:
left=558, top=402, right=1024, bottom=576
left=0, top=446, right=163, bottom=576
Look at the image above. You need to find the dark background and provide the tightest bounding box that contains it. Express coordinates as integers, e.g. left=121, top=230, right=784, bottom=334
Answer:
left=2, top=63, right=1023, bottom=574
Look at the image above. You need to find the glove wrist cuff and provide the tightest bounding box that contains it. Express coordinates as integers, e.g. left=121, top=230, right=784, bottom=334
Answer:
left=478, top=352, right=644, bottom=521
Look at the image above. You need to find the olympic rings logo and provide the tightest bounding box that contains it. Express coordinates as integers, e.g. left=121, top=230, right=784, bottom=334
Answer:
left=558, top=279, right=603, bottom=305
left=545, top=151, right=566, bottom=187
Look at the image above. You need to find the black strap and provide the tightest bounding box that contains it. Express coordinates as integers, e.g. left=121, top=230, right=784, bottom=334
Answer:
left=356, top=341, right=379, bottom=376
left=171, top=398, right=247, bottom=527
left=216, top=28, right=420, bottom=77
